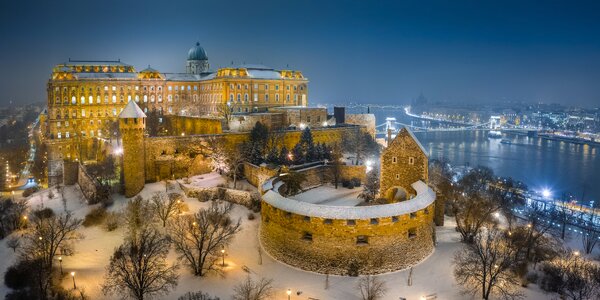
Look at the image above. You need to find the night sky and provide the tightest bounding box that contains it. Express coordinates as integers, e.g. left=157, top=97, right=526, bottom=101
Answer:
left=1, top=0, right=600, bottom=107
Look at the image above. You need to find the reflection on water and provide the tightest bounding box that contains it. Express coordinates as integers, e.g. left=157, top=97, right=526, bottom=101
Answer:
left=415, top=131, right=599, bottom=202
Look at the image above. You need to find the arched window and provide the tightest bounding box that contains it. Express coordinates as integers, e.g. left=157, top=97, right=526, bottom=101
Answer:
left=275, top=94, right=279, bottom=102
left=229, top=94, right=234, bottom=101
left=71, top=96, right=76, bottom=104
left=237, top=94, right=241, bottom=102
left=80, top=96, right=85, bottom=104
left=143, top=95, right=148, bottom=103
left=265, top=94, right=269, bottom=102
left=120, top=95, right=124, bottom=102
left=286, top=94, right=290, bottom=102
left=135, top=95, right=139, bottom=102
left=150, top=95, right=155, bottom=102
left=88, top=96, right=93, bottom=104
left=96, top=96, right=100, bottom=103
left=168, top=95, right=172, bottom=102
left=244, top=94, right=248, bottom=102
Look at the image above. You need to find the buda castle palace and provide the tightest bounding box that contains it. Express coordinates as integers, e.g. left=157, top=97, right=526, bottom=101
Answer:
left=43, top=43, right=309, bottom=180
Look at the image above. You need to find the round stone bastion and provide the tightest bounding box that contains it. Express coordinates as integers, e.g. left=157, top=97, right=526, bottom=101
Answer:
left=259, top=179, right=436, bottom=275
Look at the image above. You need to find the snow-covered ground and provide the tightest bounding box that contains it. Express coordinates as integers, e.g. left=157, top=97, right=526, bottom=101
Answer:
left=0, top=173, right=583, bottom=299
left=291, top=184, right=363, bottom=206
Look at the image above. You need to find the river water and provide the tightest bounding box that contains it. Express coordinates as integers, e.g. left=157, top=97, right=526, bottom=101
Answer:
left=345, top=106, right=600, bottom=203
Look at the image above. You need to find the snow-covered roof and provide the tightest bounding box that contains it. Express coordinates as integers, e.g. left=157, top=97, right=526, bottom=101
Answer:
left=75, top=73, right=138, bottom=79
left=119, top=100, right=146, bottom=118
left=262, top=180, right=435, bottom=219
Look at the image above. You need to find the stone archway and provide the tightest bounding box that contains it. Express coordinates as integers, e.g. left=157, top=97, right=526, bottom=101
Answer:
left=384, top=186, right=409, bottom=202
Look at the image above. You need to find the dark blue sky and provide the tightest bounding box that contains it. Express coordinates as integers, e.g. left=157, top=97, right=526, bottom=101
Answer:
left=1, top=0, right=600, bottom=107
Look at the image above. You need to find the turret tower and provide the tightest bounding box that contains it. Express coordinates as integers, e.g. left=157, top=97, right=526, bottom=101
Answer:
left=119, top=100, right=146, bottom=197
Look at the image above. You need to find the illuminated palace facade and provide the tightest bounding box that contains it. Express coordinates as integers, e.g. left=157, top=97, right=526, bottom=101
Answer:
left=44, top=43, right=308, bottom=175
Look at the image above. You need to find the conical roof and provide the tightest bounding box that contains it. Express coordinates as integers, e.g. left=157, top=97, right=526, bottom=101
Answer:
left=119, top=100, right=146, bottom=118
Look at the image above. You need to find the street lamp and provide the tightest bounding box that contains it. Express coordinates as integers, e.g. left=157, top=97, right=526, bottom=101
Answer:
left=286, top=289, right=291, bottom=300
left=70, top=272, right=76, bottom=289
left=221, top=249, right=225, bottom=267
left=58, top=256, right=63, bottom=275
left=542, top=188, right=552, bottom=199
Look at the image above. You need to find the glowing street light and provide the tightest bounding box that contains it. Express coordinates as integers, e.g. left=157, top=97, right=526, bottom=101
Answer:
left=493, top=212, right=500, bottom=218
left=70, top=272, right=76, bottom=289
left=58, top=256, right=63, bottom=275
left=221, top=248, right=225, bottom=267
left=286, top=289, right=292, bottom=300
left=542, top=188, right=552, bottom=199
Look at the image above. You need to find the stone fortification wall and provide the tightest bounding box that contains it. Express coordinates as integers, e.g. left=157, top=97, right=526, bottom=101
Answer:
left=166, top=115, right=223, bottom=136
left=77, top=164, right=99, bottom=202
left=181, top=185, right=259, bottom=209
left=243, top=163, right=279, bottom=189
left=260, top=180, right=436, bottom=275
left=229, top=113, right=285, bottom=132
left=346, top=114, right=376, bottom=137
left=142, top=126, right=359, bottom=183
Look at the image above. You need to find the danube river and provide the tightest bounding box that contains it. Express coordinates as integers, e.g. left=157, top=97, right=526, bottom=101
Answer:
left=346, top=106, right=600, bottom=203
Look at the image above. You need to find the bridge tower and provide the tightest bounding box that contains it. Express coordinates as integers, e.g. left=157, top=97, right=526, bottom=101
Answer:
left=385, top=117, right=397, bottom=146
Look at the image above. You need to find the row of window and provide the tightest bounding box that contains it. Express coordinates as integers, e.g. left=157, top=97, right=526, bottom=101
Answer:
left=300, top=228, right=418, bottom=244
left=391, top=156, right=416, bottom=165
left=283, top=208, right=429, bottom=225
left=228, top=83, right=304, bottom=91
left=228, top=93, right=301, bottom=103
left=53, top=83, right=225, bottom=94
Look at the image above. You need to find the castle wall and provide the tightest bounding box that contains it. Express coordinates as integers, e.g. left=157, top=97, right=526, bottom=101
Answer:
left=165, top=115, right=222, bottom=136
left=346, top=114, right=376, bottom=137
left=260, top=200, right=435, bottom=275
left=141, top=126, right=358, bottom=183
left=77, top=164, right=99, bottom=202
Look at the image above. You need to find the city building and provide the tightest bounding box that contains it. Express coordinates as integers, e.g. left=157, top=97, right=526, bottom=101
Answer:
left=44, top=43, right=309, bottom=182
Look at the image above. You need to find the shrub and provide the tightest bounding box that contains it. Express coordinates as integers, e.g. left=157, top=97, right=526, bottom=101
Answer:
left=341, top=180, right=350, bottom=188
left=525, top=271, right=539, bottom=285
left=247, top=213, right=255, bottom=220
left=22, top=186, right=40, bottom=198
left=183, top=178, right=191, bottom=184
left=347, top=260, right=360, bottom=277
left=33, top=208, right=55, bottom=219
left=350, top=177, right=361, bottom=187
left=82, top=207, right=107, bottom=227
left=178, top=291, right=220, bottom=300
left=104, top=212, right=120, bottom=231
left=4, top=260, right=35, bottom=290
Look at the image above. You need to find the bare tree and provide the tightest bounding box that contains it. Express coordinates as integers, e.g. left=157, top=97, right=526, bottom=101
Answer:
left=103, top=226, right=179, bottom=300
left=356, top=275, right=387, bottom=300
left=178, top=291, right=220, bottom=300
left=452, top=167, right=502, bottom=243
left=539, top=251, right=600, bottom=300
left=329, top=142, right=343, bottom=189
left=232, top=275, right=274, bottom=300
left=580, top=216, right=599, bottom=254
left=453, top=228, right=523, bottom=300
left=6, top=235, right=20, bottom=252
left=124, top=196, right=155, bottom=236
left=151, top=192, right=182, bottom=227
left=19, top=211, right=82, bottom=297
left=358, top=168, right=379, bottom=203
left=216, top=102, right=235, bottom=129
left=168, top=202, right=241, bottom=276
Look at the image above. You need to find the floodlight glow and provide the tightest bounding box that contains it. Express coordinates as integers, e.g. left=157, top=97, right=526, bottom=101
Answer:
left=541, top=188, right=552, bottom=198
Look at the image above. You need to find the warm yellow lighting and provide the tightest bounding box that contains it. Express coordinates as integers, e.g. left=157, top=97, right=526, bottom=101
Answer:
left=70, top=272, right=75, bottom=277
left=287, top=289, right=292, bottom=296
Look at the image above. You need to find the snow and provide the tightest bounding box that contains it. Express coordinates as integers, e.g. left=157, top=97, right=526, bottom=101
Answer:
left=262, top=180, right=436, bottom=219
left=290, top=184, right=363, bottom=206
left=118, top=100, right=146, bottom=119
left=0, top=173, right=570, bottom=300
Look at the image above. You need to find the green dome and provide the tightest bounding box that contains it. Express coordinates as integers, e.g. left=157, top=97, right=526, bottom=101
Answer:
left=187, top=42, right=208, bottom=61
